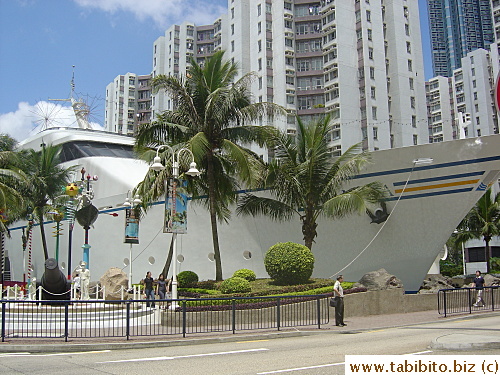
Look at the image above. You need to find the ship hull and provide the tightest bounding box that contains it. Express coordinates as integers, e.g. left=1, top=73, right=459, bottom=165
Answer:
left=6, top=130, right=500, bottom=292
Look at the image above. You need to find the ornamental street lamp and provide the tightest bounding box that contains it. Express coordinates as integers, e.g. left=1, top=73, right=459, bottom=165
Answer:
left=150, top=145, right=200, bottom=308
left=123, top=192, right=142, bottom=290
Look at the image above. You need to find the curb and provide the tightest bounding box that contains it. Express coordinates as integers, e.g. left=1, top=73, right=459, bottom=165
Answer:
left=0, top=330, right=308, bottom=353
left=430, top=333, right=500, bottom=350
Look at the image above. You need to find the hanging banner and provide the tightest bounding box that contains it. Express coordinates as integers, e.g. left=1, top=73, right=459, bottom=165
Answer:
left=164, top=178, right=188, bottom=234
left=124, top=208, right=139, bottom=244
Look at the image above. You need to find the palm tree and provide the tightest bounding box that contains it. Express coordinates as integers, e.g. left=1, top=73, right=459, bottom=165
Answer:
left=237, top=115, right=387, bottom=249
left=456, top=188, right=500, bottom=273
left=135, top=50, right=284, bottom=280
left=20, top=145, right=76, bottom=260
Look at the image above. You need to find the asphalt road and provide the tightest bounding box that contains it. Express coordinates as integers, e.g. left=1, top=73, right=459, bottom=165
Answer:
left=1, top=315, right=499, bottom=375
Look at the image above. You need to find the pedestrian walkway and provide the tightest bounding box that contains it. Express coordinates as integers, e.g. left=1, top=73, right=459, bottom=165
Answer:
left=0, top=309, right=497, bottom=353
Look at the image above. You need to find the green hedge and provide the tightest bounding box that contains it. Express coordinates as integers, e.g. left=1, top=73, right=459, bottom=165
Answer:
left=232, top=269, right=256, bottom=281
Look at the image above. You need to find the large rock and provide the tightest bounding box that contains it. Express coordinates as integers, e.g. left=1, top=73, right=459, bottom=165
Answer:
left=485, top=274, right=500, bottom=286
left=353, top=268, right=403, bottom=291
left=99, top=267, right=128, bottom=300
left=418, top=274, right=454, bottom=294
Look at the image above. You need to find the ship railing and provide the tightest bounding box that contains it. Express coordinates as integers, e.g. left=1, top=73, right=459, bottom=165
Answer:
left=1, top=295, right=330, bottom=342
left=437, top=286, right=499, bottom=317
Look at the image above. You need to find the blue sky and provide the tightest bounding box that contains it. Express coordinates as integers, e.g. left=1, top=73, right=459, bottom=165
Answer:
left=0, top=0, right=432, bottom=142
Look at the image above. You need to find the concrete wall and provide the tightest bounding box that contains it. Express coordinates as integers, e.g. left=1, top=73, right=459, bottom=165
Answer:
left=345, top=289, right=437, bottom=317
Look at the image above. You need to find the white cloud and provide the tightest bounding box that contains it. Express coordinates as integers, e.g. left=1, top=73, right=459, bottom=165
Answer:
left=73, top=0, right=227, bottom=28
left=0, top=101, right=104, bottom=144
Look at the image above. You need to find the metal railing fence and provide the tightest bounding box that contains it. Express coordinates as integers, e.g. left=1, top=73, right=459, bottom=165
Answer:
left=1, top=295, right=330, bottom=342
left=438, top=286, right=499, bottom=317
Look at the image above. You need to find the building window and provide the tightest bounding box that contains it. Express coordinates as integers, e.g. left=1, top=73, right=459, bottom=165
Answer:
left=405, top=23, right=410, bottom=36
left=372, top=107, right=377, bottom=120
left=370, top=86, right=376, bottom=99
left=367, top=29, right=372, bottom=40
left=366, top=10, right=371, bottom=22
left=258, top=40, right=262, bottom=52
left=410, top=96, right=415, bottom=108
left=231, top=8, right=234, bottom=18
left=406, top=41, right=411, bottom=53
left=407, top=59, right=412, bottom=72
left=413, top=134, right=418, bottom=145
left=258, top=58, right=262, bottom=70
left=231, top=40, right=234, bottom=52
left=412, top=115, right=416, bottom=128
left=370, top=67, right=375, bottom=79
left=231, top=24, right=234, bottom=35
left=287, top=95, right=295, bottom=104
left=257, top=4, right=261, bottom=16
left=409, top=77, right=414, bottom=90
left=368, top=47, right=374, bottom=59
left=373, top=127, right=378, bottom=139
left=258, top=22, right=261, bottom=34
left=258, top=77, right=262, bottom=89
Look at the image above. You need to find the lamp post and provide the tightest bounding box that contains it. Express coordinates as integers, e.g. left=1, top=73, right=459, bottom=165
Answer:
left=123, top=192, right=142, bottom=290
left=150, top=145, right=200, bottom=308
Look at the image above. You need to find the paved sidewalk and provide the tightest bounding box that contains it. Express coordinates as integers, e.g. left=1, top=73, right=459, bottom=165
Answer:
left=0, top=310, right=497, bottom=353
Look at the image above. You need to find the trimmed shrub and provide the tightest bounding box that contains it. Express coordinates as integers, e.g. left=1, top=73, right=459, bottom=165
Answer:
left=264, top=242, right=315, bottom=285
left=233, top=268, right=256, bottom=281
left=220, top=277, right=251, bottom=294
left=177, top=271, right=199, bottom=288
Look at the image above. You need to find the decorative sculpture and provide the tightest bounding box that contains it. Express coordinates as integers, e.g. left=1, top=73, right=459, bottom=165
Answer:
left=79, top=261, right=90, bottom=300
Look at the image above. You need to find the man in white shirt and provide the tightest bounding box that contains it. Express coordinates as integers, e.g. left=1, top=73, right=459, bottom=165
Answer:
left=333, top=275, right=346, bottom=327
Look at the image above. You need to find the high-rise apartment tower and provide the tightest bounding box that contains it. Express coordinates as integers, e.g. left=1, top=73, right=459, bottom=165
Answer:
left=152, top=0, right=428, bottom=155
left=427, top=0, right=494, bottom=77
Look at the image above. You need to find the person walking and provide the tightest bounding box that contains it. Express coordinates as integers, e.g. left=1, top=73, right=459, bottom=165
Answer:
left=472, top=270, right=485, bottom=307
left=143, top=271, right=156, bottom=308
left=333, top=275, right=346, bottom=327
left=156, top=274, right=171, bottom=310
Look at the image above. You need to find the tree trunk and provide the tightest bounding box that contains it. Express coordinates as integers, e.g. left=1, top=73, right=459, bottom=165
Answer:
left=302, top=207, right=317, bottom=250
left=37, top=209, right=49, bottom=260
left=161, top=236, right=174, bottom=279
left=206, top=151, right=223, bottom=281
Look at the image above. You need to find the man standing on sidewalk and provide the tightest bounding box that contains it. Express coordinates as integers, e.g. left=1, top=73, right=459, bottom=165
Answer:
left=334, top=275, right=346, bottom=326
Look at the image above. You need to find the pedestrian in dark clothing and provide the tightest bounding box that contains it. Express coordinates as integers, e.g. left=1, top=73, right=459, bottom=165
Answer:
left=143, top=271, right=156, bottom=308
left=473, top=270, right=485, bottom=307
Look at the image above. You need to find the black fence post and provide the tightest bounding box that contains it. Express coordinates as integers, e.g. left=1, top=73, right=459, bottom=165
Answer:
left=443, top=291, right=447, bottom=318
left=491, top=287, right=495, bottom=311
left=277, top=297, right=281, bottom=331
left=468, top=288, right=472, bottom=314
left=126, top=301, right=130, bottom=340
left=232, top=299, right=236, bottom=334
left=64, top=302, right=69, bottom=342
left=1, top=301, right=5, bottom=342
left=316, top=296, right=321, bottom=329
left=182, top=300, right=187, bottom=338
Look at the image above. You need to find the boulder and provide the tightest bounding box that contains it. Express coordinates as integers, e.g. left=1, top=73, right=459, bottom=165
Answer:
left=353, top=268, right=403, bottom=291
left=99, top=267, right=128, bottom=300
left=418, top=274, right=454, bottom=294
left=484, top=274, right=500, bottom=286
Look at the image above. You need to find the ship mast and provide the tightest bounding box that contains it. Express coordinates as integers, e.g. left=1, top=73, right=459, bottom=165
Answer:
left=49, top=65, right=92, bottom=130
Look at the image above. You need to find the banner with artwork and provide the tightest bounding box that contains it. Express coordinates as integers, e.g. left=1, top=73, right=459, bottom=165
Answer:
left=124, top=208, right=139, bottom=244
left=164, top=178, right=188, bottom=234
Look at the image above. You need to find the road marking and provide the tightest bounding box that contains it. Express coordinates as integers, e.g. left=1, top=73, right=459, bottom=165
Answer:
left=98, top=348, right=269, bottom=364
left=406, top=351, right=433, bottom=355
left=256, top=351, right=433, bottom=374
left=257, top=362, right=344, bottom=374
left=237, top=339, right=270, bottom=343
left=366, top=329, right=386, bottom=333
left=0, top=350, right=111, bottom=357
